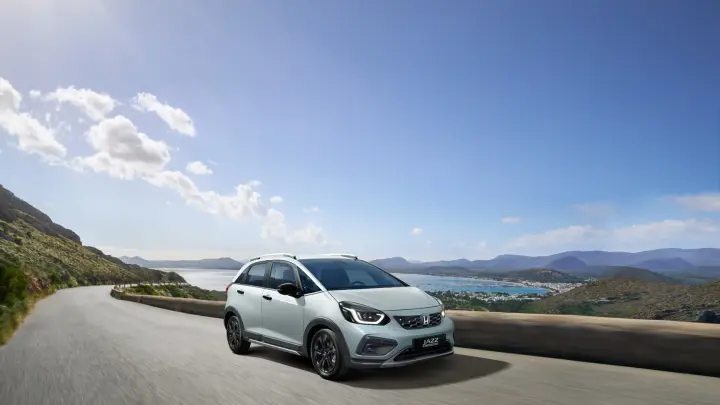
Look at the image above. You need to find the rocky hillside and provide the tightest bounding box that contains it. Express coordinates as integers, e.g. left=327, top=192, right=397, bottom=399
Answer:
left=0, top=184, right=185, bottom=289
left=526, top=278, right=720, bottom=321
left=0, top=186, right=80, bottom=244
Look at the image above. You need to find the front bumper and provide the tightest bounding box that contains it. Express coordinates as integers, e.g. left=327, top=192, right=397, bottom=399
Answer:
left=339, top=309, right=455, bottom=369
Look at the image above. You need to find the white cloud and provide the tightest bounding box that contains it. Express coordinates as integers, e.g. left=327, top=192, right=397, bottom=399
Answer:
left=3, top=77, right=328, bottom=248
left=145, top=170, right=326, bottom=246
left=0, top=78, right=22, bottom=111
left=186, top=160, right=213, bottom=175
left=132, top=92, right=196, bottom=137
left=574, top=202, right=616, bottom=217
left=29, top=90, right=41, bottom=99
left=41, top=86, right=118, bottom=122
left=72, top=115, right=171, bottom=180
left=261, top=208, right=327, bottom=246
left=674, top=193, right=720, bottom=212
left=269, top=196, right=283, bottom=204
left=505, top=218, right=720, bottom=255
left=304, top=206, right=320, bottom=214
left=411, top=227, right=423, bottom=235
left=501, top=216, right=521, bottom=224
left=0, top=78, right=66, bottom=160
left=145, top=170, right=266, bottom=219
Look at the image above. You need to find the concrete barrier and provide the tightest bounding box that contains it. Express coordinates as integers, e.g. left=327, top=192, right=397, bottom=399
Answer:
left=111, top=288, right=224, bottom=318
left=450, top=311, right=720, bottom=377
left=110, top=289, right=720, bottom=377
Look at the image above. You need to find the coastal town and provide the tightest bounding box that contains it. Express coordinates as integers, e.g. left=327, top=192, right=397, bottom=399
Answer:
left=425, top=279, right=588, bottom=311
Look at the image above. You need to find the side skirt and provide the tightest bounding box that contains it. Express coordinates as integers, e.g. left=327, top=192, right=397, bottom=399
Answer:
left=245, top=331, right=304, bottom=356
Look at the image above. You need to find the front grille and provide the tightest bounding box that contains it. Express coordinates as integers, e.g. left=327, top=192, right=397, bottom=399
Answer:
left=393, top=313, right=442, bottom=329
left=393, top=341, right=453, bottom=362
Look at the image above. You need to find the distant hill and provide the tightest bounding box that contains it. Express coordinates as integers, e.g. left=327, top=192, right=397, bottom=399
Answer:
left=525, top=278, right=720, bottom=321
left=370, top=256, right=415, bottom=269
left=591, top=266, right=682, bottom=284
left=372, top=248, right=720, bottom=276
left=493, top=268, right=583, bottom=283
left=545, top=256, right=587, bottom=271
left=632, top=257, right=694, bottom=272
left=119, top=256, right=244, bottom=270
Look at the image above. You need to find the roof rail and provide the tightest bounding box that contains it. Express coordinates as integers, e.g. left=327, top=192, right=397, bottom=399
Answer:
left=317, top=253, right=358, bottom=260
left=249, top=253, right=297, bottom=261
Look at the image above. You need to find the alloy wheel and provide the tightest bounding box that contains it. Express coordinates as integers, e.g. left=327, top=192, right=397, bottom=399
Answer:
left=227, top=316, right=241, bottom=349
left=312, top=331, right=338, bottom=375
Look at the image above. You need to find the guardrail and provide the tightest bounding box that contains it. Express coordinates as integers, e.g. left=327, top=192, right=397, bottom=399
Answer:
left=109, top=288, right=720, bottom=378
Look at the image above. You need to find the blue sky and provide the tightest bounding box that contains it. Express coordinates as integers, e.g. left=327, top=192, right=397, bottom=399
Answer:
left=1, top=0, right=720, bottom=261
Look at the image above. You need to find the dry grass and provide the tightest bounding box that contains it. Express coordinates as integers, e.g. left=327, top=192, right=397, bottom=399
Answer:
left=529, top=278, right=720, bottom=321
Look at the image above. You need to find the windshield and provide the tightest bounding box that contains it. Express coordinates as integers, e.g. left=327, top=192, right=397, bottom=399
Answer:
left=299, top=259, right=408, bottom=291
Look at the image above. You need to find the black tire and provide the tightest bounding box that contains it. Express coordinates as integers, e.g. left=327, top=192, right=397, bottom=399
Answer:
left=226, top=315, right=251, bottom=355
left=310, top=328, right=350, bottom=381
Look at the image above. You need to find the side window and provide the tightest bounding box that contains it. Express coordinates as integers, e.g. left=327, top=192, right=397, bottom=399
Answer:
left=233, top=269, right=247, bottom=284
left=244, top=262, right=268, bottom=287
left=269, top=262, right=297, bottom=289
left=298, top=271, right=321, bottom=294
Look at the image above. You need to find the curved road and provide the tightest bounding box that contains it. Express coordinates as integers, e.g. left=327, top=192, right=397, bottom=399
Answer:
left=0, top=287, right=718, bottom=405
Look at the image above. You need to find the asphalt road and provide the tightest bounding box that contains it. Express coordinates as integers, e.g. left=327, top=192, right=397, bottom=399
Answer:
left=1, top=287, right=718, bottom=405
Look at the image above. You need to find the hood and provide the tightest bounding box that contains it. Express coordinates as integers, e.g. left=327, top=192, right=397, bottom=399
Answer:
left=328, top=286, right=439, bottom=311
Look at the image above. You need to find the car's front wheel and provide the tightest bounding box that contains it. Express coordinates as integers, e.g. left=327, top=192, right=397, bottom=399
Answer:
left=226, top=315, right=251, bottom=354
left=310, top=328, right=350, bottom=380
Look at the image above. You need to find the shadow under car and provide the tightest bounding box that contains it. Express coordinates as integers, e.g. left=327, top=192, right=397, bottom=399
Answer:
left=244, top=346, right=510, bottom=389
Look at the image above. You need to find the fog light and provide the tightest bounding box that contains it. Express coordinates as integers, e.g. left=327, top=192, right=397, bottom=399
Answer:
left=357, top=337, right=397, bottom=356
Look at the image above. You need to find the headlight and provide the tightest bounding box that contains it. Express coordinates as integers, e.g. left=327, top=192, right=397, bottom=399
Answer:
left=433, top=296, right=446, bottom=318
left=338, top=302, right=390, bottom=325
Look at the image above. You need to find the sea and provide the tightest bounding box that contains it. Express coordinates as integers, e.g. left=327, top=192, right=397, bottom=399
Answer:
left=158, top=268, right=549, bottom=295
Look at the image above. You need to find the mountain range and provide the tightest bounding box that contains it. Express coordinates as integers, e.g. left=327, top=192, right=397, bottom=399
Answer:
left=117, top=248, right=720, bottom=276
left=119, top=256, right=245, bottom=270
left=369, top=249, right=720, bottom=273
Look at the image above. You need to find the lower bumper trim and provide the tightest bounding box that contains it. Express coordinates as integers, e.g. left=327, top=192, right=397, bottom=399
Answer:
left=348, top=344, right=455, bottom=369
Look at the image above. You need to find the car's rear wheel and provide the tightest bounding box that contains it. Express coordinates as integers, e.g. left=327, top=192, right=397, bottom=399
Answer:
left=310, top=328, right=349, bottom=380
left=226, top=315, right=251, bottom=354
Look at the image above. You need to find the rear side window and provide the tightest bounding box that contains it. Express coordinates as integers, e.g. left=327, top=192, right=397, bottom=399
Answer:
left=243, top=262, right=268, bottom=287
left=233, top=270, right=247, bottom=284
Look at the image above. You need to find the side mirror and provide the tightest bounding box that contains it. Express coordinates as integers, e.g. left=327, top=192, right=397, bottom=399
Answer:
left=278, top=283, right=303, bottom=298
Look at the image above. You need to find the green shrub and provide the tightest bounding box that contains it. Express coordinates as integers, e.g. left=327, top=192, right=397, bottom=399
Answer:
left=0, top=262, right=31, bottom=345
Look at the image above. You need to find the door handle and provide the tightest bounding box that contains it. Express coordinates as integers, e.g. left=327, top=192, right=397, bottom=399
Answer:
left=262, top=294, right=272, bottom=301
left=237, top=289, right=244, bottom=295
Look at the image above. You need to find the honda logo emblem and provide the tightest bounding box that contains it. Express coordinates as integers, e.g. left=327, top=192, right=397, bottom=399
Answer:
left=422, top=315, right=430, bottom=325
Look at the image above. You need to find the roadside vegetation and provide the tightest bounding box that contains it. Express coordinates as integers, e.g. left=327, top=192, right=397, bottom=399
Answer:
left=527, top=278, right=720, bottom=321
left=428, top=276, right=720, bottom=321
left=125, top=283, right=225, bottom=301
left=0, top=184, right=185, bottom=345
left=0, top=259, right=31, bottom=345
